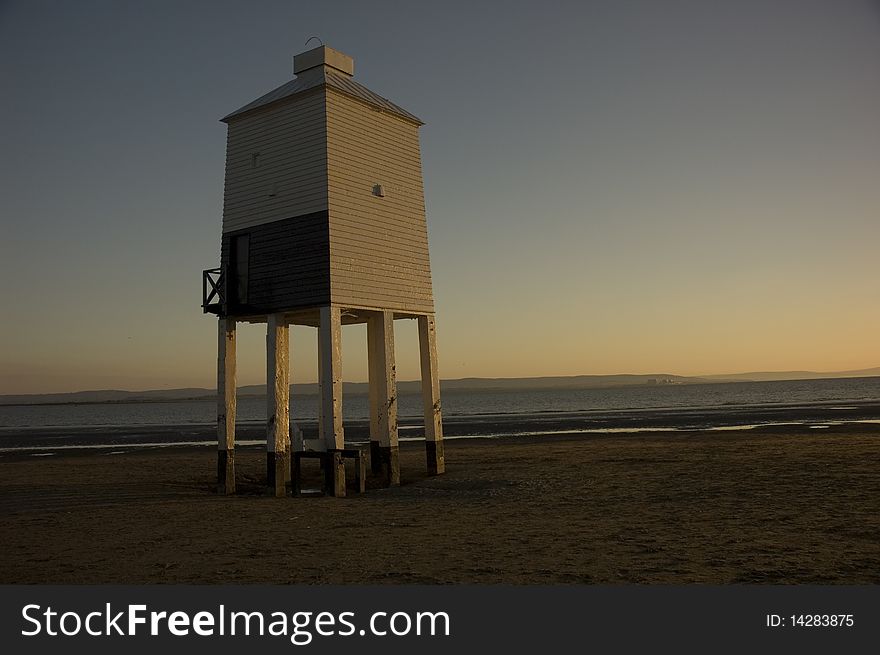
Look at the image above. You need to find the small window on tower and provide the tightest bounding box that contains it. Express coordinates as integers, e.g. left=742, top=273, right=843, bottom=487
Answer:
left=251, top=153, right=261, bottom=168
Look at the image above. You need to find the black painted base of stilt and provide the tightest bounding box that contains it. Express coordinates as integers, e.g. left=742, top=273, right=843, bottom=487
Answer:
left=375, top=445, right=400, bottom=487
left=370, top=440, right=382, bottom=475
left=426, top=440, right=445, bottom=475
left=217, top=450, right=236, bottom=494
left=266, top=451, right=290, bottom=497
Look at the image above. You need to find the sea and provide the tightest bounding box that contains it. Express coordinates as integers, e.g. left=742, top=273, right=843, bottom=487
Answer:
left=1, top=377, right=879, bottom=454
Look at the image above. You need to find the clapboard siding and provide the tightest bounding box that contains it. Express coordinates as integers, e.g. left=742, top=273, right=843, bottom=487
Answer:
left=221, top=211, right=331, bottom=315
left=325, top=89, right=434, bottom=313
left=217, top=77, right=435, bottom=316
left=222, top=93, right=329, bottom=233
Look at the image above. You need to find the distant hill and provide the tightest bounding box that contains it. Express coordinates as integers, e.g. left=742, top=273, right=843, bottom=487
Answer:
left=0, top=374, right=697, bottom=405
left=410, top=374, right=700, bottom=391
left=705, top=367, right=880, bottom=382
left=1, top=369, right=877, bottom=405
left=0, top=387, right=216, bottom=406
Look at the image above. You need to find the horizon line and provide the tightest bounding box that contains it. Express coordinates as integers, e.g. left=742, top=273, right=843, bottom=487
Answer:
left=3, top=365, right=879, bottom=398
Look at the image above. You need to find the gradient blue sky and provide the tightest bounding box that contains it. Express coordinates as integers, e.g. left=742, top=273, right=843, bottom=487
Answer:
left=2, top=0, right=879, bottom=393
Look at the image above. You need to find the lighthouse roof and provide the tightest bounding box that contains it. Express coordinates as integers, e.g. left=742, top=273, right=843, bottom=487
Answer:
left=221, top=46, right=423, bottom=125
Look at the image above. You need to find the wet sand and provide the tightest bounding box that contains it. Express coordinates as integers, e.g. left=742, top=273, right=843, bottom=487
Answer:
left=1, top=425, right=878, bottom=584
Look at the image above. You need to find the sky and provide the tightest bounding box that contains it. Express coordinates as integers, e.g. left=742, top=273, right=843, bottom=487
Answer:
left=1, top=0, right=879, bottom=394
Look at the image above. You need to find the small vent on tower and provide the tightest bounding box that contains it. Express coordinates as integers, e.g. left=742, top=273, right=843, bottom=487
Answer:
left=372, top=184, right=385, bottom=198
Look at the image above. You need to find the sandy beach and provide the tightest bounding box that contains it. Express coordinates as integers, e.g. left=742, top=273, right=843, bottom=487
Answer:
left=1, top=425, right=878, bottom=584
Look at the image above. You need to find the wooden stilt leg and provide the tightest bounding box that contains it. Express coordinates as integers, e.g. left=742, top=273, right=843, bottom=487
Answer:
left=419, top=314, right=445, bottom=475
left=368, top=310, right=399, bottom=486
left=266, top=313, right=290, bottom=497
left=367, top=316, right=381, bottom=475
left=319, top=306, right=345, bottom=496
left=217, top=318, right=236, bottom=494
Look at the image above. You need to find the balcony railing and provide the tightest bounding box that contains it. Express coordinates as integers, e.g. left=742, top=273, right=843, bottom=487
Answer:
left=202, top=267, right=225, bottom=314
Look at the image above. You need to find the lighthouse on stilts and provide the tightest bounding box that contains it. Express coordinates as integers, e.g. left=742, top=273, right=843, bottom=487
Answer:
left=202, top=45, right=444, bottom=497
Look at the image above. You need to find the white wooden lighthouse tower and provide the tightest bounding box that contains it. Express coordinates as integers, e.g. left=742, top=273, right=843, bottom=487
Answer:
left=203, top=45, right=444, bottom=497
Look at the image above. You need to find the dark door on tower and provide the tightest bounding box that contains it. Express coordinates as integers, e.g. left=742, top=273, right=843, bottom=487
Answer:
left=228, top=234, right=249, bottom=305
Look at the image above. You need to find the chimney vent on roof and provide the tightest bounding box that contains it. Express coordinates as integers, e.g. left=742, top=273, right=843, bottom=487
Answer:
left=293, top=45, right=354, bottom=77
